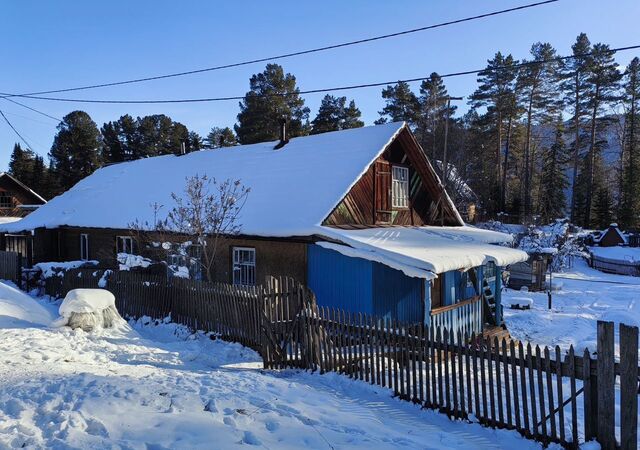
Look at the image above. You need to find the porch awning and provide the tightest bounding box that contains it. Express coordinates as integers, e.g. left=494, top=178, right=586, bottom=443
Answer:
left=315, top=226, right=529, bottom=279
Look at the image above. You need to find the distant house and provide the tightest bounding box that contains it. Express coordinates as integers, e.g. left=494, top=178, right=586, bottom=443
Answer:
left=0, top=172, right=46, bottom=219
left=0, top=172, right=47, bottom=265
left=594, top=223, right=627, bottom=247
left=2, top=122, right=527, bottom=335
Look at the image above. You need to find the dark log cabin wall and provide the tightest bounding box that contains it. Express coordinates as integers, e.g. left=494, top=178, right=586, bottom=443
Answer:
left=323, top=127, right=462, bottom=227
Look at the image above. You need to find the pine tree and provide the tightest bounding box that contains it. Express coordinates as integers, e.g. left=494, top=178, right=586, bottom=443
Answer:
left=539, top=116, right=569, bottom=222
left=593, top=185, right=614, bottom=229
left=8, top=143, right=35, bottom=185
left=618, top=57, right=640, bottom=228
left=343, top=100, right=364, bottom=130
left=101, top=114, right=138, bottom=163
left=415, top=73, right=455, bottom=160
left=310, top=95, right=364, bottom=134
left=470, top=52, right=519, bottom=213
left=235, top=64, right=310, bottom=144
left=582, top=43, right=622, bottom=227
left=517, top=42, right=562, bottom=219
left=375, top=81, right=419, bottom=125
left=49, top=111, right=102, bottom=193
left=205, top=127, right=237, bottom=148
left=561, top=33, right=593, bottom=223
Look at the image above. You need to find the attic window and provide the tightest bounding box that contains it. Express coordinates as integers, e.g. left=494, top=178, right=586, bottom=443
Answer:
left=0, top=192, right=13, bottom=208
left=392, top=166, right=409, bottom=208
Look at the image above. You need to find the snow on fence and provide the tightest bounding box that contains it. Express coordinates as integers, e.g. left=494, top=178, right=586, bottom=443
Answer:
left=38, top=268, right=639, bottom=449
left=591, top=254, right=640, bottom=276
left=0, top=250, right=21, bottom=285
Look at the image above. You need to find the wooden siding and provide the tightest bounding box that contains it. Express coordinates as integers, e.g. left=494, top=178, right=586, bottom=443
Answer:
left=31, top=226, right=308, bottom=285
left=324, top=127, right=462, bottom=227
left=0, top=174, right=46, bottom=217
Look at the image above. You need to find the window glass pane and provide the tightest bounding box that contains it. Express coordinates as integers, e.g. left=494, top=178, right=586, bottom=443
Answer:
left=233, top=247, right=256, bottom=286
left=392, top=166, right=409, bottom=207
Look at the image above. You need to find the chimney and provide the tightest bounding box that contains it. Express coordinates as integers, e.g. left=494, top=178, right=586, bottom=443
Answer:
left=274, top=118, right=289, bottom=150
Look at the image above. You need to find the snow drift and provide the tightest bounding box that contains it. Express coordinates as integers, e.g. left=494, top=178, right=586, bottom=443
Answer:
left=54, top=289, right=124, bottom=331
left=0, top=281, right=55, bottom=328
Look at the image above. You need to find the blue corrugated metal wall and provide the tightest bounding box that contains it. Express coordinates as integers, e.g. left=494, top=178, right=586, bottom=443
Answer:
left=307, top=245, right=373, bottom=314
left=307, top=245, right=424, bottom=322
left=372, top=262, right=423, bottom=323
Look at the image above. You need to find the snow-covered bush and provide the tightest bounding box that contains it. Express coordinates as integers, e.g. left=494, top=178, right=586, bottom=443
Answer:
left=33, top=260, right=98, bottom=279
left=53, top=289, right=124, bottom=332
left=117, top=253, right=152, bottom=271
left=517, top=220, right=587, bottom=271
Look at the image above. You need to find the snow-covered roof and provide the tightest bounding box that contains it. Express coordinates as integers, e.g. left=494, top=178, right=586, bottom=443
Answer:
left=4, top=123, right=413, bottom=236
left=0, top=217, right=22, bottom=225
left=315, top=226, right=529, bottom=279
left=594, top=224, right=628, bottom=245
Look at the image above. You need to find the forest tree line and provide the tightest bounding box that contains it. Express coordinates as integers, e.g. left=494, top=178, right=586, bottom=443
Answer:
left=7, top=33, right=640, bottom=229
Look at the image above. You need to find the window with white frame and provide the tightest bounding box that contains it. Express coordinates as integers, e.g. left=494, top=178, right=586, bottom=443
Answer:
left=80, top=234, right=89, bottom=261
left=116, top=236, right=134, bottom=254
left=232, top=247, right=256, bottom=286
left=392, top=166, right=409, bottom=208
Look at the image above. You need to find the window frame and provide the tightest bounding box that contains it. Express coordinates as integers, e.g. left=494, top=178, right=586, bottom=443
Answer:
left=391, top=165, right=410, bottom=209
left=232, top=246, right=256, bottom=286
left=0, top=192, right=13, bottom=208
left=116, top=236, right=134, bottom=254
left=80, top=233, right=89, bottom=261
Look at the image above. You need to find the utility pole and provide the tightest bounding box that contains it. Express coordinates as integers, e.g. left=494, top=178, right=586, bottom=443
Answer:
left=439, top=96, right=463, bottom=226
left=441, top=96, right=463, bottom=191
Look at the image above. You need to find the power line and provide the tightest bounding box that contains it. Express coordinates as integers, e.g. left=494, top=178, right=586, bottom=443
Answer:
left=0, top=0, right=559, bottom=98
left=1, top=97, right=62, bottom=122
left=3, top=44, right=638, bottom=105
left=0, top=109, right=36, bottom=151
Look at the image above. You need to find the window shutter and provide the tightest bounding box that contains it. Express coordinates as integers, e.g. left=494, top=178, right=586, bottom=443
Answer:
left=374, top=160, right=391, bottom=223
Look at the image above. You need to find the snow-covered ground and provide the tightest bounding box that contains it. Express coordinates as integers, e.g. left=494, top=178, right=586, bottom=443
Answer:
left=504, top=258, right=640, bottom=355
left=0, top=282, right=544, bottom=449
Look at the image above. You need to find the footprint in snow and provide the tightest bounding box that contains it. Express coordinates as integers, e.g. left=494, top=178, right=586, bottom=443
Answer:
left=242, top=431, right=262, bottom=446
left=223, top=416, right=236, bottom=428
left=264, top=419, right=280, bottom=432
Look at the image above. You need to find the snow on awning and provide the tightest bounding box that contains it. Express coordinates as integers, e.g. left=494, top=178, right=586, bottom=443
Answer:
left=316, top=226, right=529, bottom=278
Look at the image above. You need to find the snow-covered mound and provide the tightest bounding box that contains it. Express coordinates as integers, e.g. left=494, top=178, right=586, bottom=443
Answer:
left=0, top=281, right=55, bottom=328
left=54, top=289, right=125, bottom=331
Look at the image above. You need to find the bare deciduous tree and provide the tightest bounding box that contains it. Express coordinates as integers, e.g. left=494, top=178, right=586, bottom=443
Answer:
left=165, top=175, right=250, bottom=280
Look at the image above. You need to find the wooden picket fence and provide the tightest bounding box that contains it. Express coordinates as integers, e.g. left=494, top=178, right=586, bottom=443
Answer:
left=263, top=303, right=639, bottom=450
left=41, top=270, right=307, bottom=353
left=0, top=250, right=21, bottom=285
left=31, top=268, right=638, bottom=449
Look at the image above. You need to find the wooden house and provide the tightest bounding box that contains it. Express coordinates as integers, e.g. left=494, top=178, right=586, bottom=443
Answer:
left=594, top=223, right=627, bottom=247
left=0, top=172, right=46, bottom=266
left=1, top=122, right=527, bottom=336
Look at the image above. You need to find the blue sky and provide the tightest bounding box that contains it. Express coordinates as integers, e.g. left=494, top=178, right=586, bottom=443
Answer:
left=1, top=0, right=638, bottom=170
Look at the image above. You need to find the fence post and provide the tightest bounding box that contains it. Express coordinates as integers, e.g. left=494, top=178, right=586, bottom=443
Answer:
left=596, top=321, right=615, bottom=450
left=619, top=324, right=638, bottom=450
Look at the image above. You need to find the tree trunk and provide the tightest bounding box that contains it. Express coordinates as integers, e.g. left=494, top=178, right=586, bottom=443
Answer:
left=501, top=116, right=513, bottom=212
left=496, top=111, right=502, bottom=215
left=585, top=86, right=600, bottom=227
left=570, top=75, right=581, bottom=223
left=523, top=95, right=534, bottom=221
